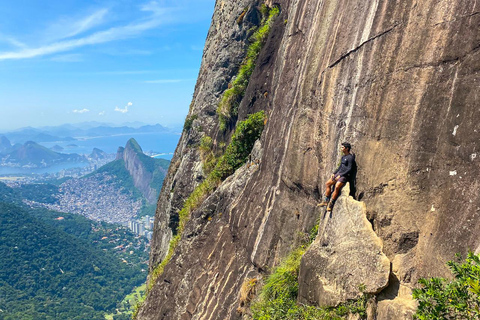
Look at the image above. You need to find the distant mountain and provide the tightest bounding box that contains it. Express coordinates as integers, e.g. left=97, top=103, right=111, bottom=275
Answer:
left=114, top=138, right=170, bottom=204
left=89, top=147, right=108, bottom=160
left=121, top=121, right=148, bottom=128
left=1, top=123, right=173, bottom=144
left=77, top=124, right=171, bottom=137
left=0, top=136, right=11, bottom=153
left=25, top=138, right=171, bottom=223
left=1, top=128, right=75, bottom=144
left=51, top=144, right=64, bottom=152
left=94, top=138, right=170, bottom=204
left=1, top=141, right=86, bottom=167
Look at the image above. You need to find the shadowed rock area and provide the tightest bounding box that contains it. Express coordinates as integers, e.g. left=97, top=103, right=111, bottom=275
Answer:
left=138, top=0, right=480, bottom=319
left=298, top=183, right=390, bottom=307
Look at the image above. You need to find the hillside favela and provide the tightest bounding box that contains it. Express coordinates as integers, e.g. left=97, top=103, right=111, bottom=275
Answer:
left=1, top=0, right=480, bottom=320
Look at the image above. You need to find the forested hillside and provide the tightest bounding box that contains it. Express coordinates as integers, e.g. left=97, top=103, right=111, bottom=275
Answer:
left=0, top=201, right=148, bottom=319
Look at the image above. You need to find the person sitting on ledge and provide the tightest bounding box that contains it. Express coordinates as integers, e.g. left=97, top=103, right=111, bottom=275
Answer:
left=318, top=142, right=356, bottom=211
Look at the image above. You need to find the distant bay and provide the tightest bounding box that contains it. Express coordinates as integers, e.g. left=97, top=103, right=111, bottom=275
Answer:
left=0, top=132, right=180, bottom=176
left=0, top=161, right=89, bottom=175
left=42, top=132, right=180, bottom=158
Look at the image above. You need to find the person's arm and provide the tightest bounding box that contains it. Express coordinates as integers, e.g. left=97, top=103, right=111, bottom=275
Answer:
left=333, top=161, right=341, bottom=175
left=331, top=159, right=342, bottom=180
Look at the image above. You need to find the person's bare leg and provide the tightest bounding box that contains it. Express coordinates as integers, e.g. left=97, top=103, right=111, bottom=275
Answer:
left=325, top=178, right=336, bottom=197
left=319, top=178, right=336, bottom=206
left=331, top=181, right=345, bottom=201
left=327, top=181, right=345, bottom=211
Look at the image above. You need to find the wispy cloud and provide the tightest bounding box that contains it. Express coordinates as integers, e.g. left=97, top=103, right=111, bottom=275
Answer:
left=0, top=35, right=28, bottom=49
left=45, top=8, right=109, bottom=42
left=0, top=3, right=172, bottom=61
left=99, top=111, right=106, bottom=116
left=73, top=108, right=90, bottom=113
left=66, top=9, right=109, bottom=39
left=115, top=102, right=132, bottom=113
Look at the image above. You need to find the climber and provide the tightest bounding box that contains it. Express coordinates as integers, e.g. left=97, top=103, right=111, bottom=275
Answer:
left=318, top=142, right=356, bottom=211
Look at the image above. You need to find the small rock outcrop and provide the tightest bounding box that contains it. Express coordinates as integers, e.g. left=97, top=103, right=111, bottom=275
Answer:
left=299, top=184, right=390, bottom=307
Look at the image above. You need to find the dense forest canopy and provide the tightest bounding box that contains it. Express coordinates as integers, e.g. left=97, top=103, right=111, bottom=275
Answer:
left=0, top=196, right=148, bottom=319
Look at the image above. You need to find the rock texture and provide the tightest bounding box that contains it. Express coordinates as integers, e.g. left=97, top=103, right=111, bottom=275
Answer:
left=298, top=184, right=390, bottom=307
left=139, top=0, right=480, bottom=319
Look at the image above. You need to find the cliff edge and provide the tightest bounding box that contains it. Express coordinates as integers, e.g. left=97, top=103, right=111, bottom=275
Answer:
left=139, top=0, right=480, bottom=319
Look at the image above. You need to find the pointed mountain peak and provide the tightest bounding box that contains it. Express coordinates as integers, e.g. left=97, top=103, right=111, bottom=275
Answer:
left=124, top=138, right=143, bottom=154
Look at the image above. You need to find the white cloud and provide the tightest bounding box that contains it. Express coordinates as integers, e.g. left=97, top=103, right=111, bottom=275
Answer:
left=0, top=35, right=27, bottom=49
left=114, top=102, right=133, bottom=113
left=99, top=111, right=106, bottom=116
left=45, top=8, right=109, bottom=42
left=0, top=4, right=172, bottom=61
left=73, top=108, right=90, bottom=113
left=66, top=9, right=109, bottom=39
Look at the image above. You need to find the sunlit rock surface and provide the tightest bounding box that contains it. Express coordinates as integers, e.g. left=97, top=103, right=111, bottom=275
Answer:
left=139, top=0, right=480, bottom=319
left=298, top=184, right=390, bottom=307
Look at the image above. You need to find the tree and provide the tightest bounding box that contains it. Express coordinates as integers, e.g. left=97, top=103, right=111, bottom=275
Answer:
left=413, top=251, right=480, bottom=320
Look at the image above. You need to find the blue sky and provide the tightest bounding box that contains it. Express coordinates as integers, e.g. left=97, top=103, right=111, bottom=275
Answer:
left=0, top=0, right=215, bottom=131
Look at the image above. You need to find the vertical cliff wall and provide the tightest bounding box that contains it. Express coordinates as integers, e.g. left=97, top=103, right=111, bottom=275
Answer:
left=139, top=0, right=480, bottom=319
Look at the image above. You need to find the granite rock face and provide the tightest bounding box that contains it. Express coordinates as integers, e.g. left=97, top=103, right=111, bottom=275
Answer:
left=139, top=0, right=480, bottom=319
left=298, top=184, right=390, bottom=307
left=117, top=139, right=167, bottom=204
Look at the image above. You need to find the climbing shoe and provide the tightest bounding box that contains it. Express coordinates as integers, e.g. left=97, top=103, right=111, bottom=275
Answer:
left=317, top=201, right=329, bottom=207
left=327, top=202, right=335, bottom=211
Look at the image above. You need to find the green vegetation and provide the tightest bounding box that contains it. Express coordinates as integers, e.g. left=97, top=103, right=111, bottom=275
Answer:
left=28, top=207, right=150, bottom=266
left=199, top=135, right=217, bottom=174
left=134, top=111, right=267, bottom=319
left=217, top=5, right=279, bottom=131
left=106, top=284, right=146, bottom=320
left=0, top=181, right=21, bottom=204
left=183, top=114, right=198, bottom=132
left=17, top=183, right=59, bottom=204
left=0, top=181, right=59, bottom=204
left=150, top=162, right=169, bottom=192
left=212, top=110, right=266, bottom=180
left=250, top=222, right=369, bottom=320
left=0, top=202, right=148, bottom=320
left=413, top=251, right=480, bottom=320
left=86, top=153, right=169, bottom=203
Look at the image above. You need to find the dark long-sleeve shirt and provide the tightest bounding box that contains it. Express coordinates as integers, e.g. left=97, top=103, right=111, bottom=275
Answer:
left=333, top=154, right=355, bottom=178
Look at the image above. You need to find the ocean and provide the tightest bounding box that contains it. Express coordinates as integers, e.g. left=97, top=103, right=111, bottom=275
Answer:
left=42, top=132, right=181, bottom=157
left=0, top=132, right=181, bottom=176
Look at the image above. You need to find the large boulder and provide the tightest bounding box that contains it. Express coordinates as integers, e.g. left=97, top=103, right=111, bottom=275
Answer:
left=298, top=183, right=390, bottom=307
